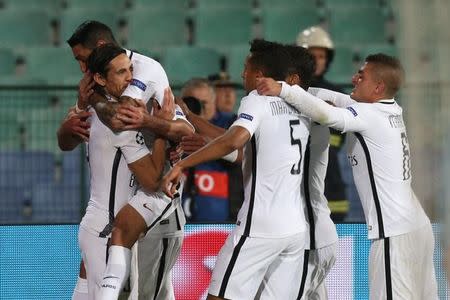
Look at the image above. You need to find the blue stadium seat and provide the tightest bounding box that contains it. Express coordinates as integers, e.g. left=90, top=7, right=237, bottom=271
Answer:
left=31, top=182, right=80, bottom=223
left=0, top=187, right=27, bottom=223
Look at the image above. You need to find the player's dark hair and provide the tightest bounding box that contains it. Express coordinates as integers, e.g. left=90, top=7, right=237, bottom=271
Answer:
left=249, top=39, right=293, bottom=81
left=365, top=53, right=405, bottom=97
left=87, top=43, right=125, bottom=76
left=284, top=45, right=316, bottom=89
left=67, top=20, right=118, bottom=49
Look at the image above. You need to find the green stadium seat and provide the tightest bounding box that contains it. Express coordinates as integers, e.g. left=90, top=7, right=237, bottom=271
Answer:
left=24, top=47, right=79, bottom=85
left=326, top=45, right=358, bottom=84
left=328, top=7, right=386, bottom=45
left=196, top=0, right=252, bottom=10
left=225, top=44, right=250, bottom=84
left=66, top=0, right=128, bottom=10
left=0, top=109, right=25, bottom=150
left=0, top=10, right=53, bottom=48
left=194, top=8, right=253, bottom=53
left=357, top=43, right=398, bottom=61
left=261, top=7, right=322, bottom=44
left=59, top=8, right=121, bottom=45
left=1, top=0, right=64, bottom=16
left=259, top=0, right=317, bottom=10
left=323, top=0, right=381, bottom=9
left=0, top=48, right=16, bottom=76
left=126, top=8, right=187, bottom=53
left=132, top=0, right=188, bottom=10
left=162, top=46, right=222, bottom=86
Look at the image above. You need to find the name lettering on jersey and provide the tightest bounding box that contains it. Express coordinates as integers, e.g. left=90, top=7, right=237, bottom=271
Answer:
left=238, top=113, right=253, bottom=121
left=346, top=107, right=358, bottom=117
left=388, top=114, right=405, bottom=128
left=348, top=155, right=358, bottom=166
left=130, top=78, right=147, bottom=91
left=135, top=132, right=145, bottom=145
left=269, top=101, right=299, bottom=116
left=129, top=175, right=135, bottom=187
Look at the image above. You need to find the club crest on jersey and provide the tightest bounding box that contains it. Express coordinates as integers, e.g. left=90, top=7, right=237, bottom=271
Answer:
left=136, top=132, right=145, bottom=145
left=346, top=107, right=358, bottom=117
left=130, top=79, right=147, bottom=91
left=238, top=113, right=253, bottom=121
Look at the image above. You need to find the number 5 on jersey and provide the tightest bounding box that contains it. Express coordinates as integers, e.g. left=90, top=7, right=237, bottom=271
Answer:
left=289, top=119, right=302, bottom=175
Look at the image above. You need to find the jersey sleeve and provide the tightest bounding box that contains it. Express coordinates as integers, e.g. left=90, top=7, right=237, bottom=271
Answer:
left=280, top=83, right=368, bottom=133
left=174, top=104, right=195, bottom=132
left=230, top=93, right=267, bottom=136
left=308, top=87, right=356, bottom=107
left=113, top=130, right=150, bottom=164
left=122, top=58, right=169, bottom=105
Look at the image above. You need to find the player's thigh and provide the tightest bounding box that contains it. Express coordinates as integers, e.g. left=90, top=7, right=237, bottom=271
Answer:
left=79, top=226, right=108, bottom=299
left=128, top=191, right=175, bottom=230
left=208, top=233, right=284, bottom=300
left=256, top=233, right=306, bottom=300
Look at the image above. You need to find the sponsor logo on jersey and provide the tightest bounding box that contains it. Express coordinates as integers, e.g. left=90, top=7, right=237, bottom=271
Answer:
left=176, top=110, right=184, bottom=116
left=238, top=113, right=253, bottom=121
left=346, top=107, right=358, bottom=117
left=130, top=78, right=147, bottom=91
left=135, top=132, right=145, bottom=145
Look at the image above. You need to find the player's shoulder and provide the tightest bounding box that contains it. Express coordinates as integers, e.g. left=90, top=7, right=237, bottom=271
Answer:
left=243, top=90, right=279, bottom=103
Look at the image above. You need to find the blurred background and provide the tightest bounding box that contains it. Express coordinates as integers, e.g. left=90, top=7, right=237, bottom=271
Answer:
left=0, top=0, right=448, bottom=252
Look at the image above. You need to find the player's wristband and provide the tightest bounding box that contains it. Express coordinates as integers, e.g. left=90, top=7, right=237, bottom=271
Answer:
left=222, top=150, right=238, bottom=163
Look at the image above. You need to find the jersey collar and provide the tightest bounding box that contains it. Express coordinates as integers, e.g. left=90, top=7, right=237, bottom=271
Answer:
left=378, top=98, right=395, bottom=105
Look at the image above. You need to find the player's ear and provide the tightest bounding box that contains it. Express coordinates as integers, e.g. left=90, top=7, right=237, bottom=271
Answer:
left=93, top=72, right=106, bottom=87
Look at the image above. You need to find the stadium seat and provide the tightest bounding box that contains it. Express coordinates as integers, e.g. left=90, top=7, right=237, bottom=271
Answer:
left=132, top=0, right=188, bottom=10
left=357, top=43, right=398, bottom=61
left=0, top=109, right=25, bottom=150
left=326, top=45, right=358, bottom=84
left=193, top=8, right=253, bottom=53
left=261, top=7, right=322, bottom=44
left=65, top=0, right=128, bottom=10
left=259, top=0, right=317, bottom=10
left=225, top=44, right=249, bottom=84
left=0, top=48, right=16, bottom=76
left=125, top=8, right=187, bottom=52
left=0, top=151, right=55, bottom=187
left=0, top=10, right=53, bottom=48
left=31, top=182, right=80, bottom=223
left=328, top=7, right=386, bottom=45
left=24, top=107, right=65, bottom=153
left=162, top=46, right=222, bottom=86
left=0, top=187, right=28, bottom=223
left=1, top=0, right=64, bottom=16
left=323, top=0, right=381, bottom=9
left=24, top=47, right=79, bottom=84
left=196, top=0, right=252, bottom=10
left=59, top=8, right=121, bottom=45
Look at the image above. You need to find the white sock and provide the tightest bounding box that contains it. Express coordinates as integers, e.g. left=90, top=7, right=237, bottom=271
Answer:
left=98, top=245, right=131, bottom=300
left=71, top=277, right=88, bottom=300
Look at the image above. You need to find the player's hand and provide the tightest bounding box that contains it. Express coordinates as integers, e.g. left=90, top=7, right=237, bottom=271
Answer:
left=161, top=164, right=183, bottom=198
left=60, top=108, right=91, bottom=141
left=153, top=87, right=175, bottom=121
left=168, top=145, right=183, bottom=166
left=179, top=134, right=207, bottom=154
left=77, top=72, right=95, bottom=110
left=175, top=97, right=192, bottom=119
left=256, top=77, right=282, bottom=96
left=115, top=100, right=149, bottom=130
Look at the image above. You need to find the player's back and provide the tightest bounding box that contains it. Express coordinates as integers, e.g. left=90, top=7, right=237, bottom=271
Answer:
left=232, top=91, right=310, bottom=238
left=345, top=100, right=430, bottom=239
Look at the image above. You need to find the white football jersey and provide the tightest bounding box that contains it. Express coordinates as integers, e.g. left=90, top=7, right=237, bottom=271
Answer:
left=303, top=123, right=338, bottom=249
left=231, top=90, right=310, bottom=238
left=282, top=85, right=430, bottom=239
left=123, top=49, right=169, bottom=106
left=80, top=110, right=150, bottom=236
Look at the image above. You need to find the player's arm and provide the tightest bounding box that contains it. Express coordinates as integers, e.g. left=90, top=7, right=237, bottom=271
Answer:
left=127, top=137, right=166, bottom=193
left=161, top=125, right=249, bottom=198
left=256, top=78, right=367, bottom=132
left=307, top=87, right=356, bottom=107
left=57, top=107, right=91, bottom=151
